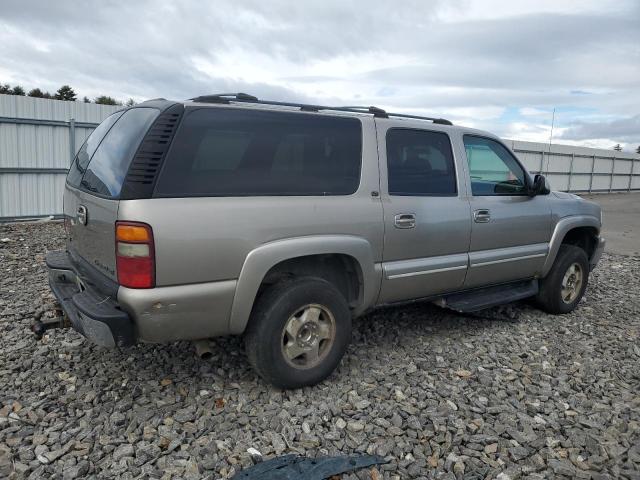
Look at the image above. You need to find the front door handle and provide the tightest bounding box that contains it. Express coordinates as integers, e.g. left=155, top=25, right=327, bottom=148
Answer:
left=394, top=213, right=416, bottom=229
left=473, top=209, right=491, bottom=223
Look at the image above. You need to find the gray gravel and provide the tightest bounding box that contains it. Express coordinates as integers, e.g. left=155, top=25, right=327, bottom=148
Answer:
left=1, top=221, right=639, bottom=479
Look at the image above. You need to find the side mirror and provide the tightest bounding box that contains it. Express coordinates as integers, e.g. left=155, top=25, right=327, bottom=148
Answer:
left=530, top=174, right=550, bottom=196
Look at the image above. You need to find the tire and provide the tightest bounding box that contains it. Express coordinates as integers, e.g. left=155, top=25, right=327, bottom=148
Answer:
left=536, top=244, right=589, bottom=314
left=244, top=277, right=352, bottom=389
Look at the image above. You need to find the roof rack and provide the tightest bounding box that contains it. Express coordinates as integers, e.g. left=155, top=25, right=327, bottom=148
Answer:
left=188, top=93, right=453, bottom=126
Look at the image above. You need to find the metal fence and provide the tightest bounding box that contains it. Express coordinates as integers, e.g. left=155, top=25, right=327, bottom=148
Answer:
left=1, top=94, right=639, bottom=220
left=505, top=139, right=640, bottom=193
left=0, top=94, right=121, bottom=220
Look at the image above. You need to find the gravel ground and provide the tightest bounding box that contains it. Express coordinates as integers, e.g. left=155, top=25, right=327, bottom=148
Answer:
left=1, top=221, right=639, bottom=480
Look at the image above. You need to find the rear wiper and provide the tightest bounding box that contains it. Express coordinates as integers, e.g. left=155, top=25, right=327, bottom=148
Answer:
left=80, top=180, right=97, bottom=193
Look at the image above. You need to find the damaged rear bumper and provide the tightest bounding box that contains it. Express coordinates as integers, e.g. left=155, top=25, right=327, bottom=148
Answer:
left=46, top=250, right=135, bottom=347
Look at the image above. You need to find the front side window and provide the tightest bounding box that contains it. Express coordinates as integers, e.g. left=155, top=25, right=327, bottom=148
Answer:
left=80, top=108, right=159, bottom=198
left=386, top=128, right=457, bottom=196
left=155, top=108, right=362, bottom=196
left=463, top=135, right=527, bottom=196
left=66, top=111, right=124, bottom=187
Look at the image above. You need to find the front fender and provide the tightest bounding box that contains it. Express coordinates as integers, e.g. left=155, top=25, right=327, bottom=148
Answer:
left=228, top=235, right=381, bottom=334
left=541, top=215, right=601, bottom=276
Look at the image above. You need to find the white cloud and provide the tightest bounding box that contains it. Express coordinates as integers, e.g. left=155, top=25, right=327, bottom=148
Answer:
left=0, top=0, right=638, bottom=148
left=519, top=107, right=549, bottom=117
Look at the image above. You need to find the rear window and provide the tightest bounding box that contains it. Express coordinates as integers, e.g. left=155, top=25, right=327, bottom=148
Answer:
left=154, top=108, right=362, bottom=197
left=79, top=108, right=159, bottom=198
left=66, top=111, right=124, bottom=188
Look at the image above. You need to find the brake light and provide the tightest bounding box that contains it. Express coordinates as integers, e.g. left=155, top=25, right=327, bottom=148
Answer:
left=115, top=221, right=155, bottom=288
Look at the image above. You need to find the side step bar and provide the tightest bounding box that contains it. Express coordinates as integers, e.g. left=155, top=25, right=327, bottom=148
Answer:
left=443, top=279, right=538, bottom=313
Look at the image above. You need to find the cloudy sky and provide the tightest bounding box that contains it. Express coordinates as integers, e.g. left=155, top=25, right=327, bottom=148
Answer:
left=1, top=0, right=639, bottom=151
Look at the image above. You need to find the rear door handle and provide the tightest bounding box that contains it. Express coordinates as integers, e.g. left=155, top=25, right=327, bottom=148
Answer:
left=394, top=213, right=416, bottom=229
left=473, top=209, right=491, bottom=223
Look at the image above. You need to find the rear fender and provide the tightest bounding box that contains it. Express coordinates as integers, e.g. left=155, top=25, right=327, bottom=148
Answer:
left=229, top=235, right=380, bottom=334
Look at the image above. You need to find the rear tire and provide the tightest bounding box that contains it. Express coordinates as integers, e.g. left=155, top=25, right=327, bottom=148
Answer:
left=536, top=244, right=589, bottom=314
left=244, top=277, right=352, bottom=389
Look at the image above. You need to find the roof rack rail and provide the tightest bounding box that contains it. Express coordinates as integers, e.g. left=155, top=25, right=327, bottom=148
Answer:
left=189, top=93, right=453, bottom=125
left=189, top=92, right=259, bottom=103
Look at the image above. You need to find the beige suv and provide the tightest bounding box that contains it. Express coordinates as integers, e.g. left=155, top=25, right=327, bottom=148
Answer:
left=40, top=93, right=605, bottom=388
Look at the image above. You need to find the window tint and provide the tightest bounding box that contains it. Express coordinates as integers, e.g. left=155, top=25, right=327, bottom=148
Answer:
left=463, top=136, right=527, bottom=196
left=386, top=129, right=457, bottom=196
left=66, top=111, right=124, bottom=187
left=155, top=108, right=362, bottom=196
left=80, top=108, right=159, bottom=198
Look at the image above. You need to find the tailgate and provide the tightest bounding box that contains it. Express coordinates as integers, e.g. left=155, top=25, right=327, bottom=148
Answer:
left=64, top=184, right=119, bottom=280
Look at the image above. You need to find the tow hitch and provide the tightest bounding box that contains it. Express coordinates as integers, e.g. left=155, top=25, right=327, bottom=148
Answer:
left=31, top=307, right=70, bottom=340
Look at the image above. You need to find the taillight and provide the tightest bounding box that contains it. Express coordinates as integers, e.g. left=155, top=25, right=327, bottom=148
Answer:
left=115, top=221, right=155, bottom=288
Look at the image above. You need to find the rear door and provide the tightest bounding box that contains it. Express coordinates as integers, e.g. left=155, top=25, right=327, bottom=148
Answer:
left=461, top=134, right=551, bottom=288
left=377, top=121, right=471, bottom=303
left=64, top=107, right=159, bottom=281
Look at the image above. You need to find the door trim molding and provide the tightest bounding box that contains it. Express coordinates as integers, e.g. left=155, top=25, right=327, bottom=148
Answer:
left=387, top=264, right=467, bottom=279
left=383, top=252, right=468, bottom=280
left=469, top=243, right=549, bottom=268
left=471, top=252, right=546, bottom=268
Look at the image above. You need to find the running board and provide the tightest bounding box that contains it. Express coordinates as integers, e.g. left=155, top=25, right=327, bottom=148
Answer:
left=442, top=280, right=538, bottom=313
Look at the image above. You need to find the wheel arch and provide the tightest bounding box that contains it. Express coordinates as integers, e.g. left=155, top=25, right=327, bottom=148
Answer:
left=541, top=215, right=601, bottom=277
left=229, top=235, right=381, bottom=334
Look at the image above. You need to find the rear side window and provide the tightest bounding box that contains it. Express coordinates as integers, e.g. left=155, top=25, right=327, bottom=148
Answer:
left=155, top=108, right=362, bottom=196
left=80, top=108, right=159, bottom=198
left=66, top=111, right=124, bottom=187
left=386, top=128, right=457, bottom=196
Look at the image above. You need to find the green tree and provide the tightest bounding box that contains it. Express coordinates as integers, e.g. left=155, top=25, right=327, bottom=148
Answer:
left=11, top=85, right=26, bottom=95
left=613, top=144, right=622, bottom=152
left=83, top=96, right=91, bottom=103
left=0, top=84, right=11, bottom=94
left=636, top=146, right=640, bottom=154
left=28, top=88, right=45, bottom=97
left=55, top=85, right=77, bottom=101
left=94, top=95, right=119, bottom=105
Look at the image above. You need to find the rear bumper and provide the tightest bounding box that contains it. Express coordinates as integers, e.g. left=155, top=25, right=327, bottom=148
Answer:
left=590, top=236, right=606, bottom=271
left=46, top=250, right=136, bottom=347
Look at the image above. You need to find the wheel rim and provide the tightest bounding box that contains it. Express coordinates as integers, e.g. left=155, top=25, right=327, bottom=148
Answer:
left=560, top=262, right=583, bottom=304
left=281, top=304, right=336, bottom=370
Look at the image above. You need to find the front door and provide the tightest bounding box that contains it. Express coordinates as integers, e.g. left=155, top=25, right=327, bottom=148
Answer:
left=461, top=135, right=551, bottom=288
left=377, top=122, right=471, bottom=303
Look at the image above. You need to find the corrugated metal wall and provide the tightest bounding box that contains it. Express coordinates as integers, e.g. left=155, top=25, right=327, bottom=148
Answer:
left=504, top=139, right=640, bottom=193
left=0, top=94, right=121, bottom=220
left=1, top=93, right=639, bottom=220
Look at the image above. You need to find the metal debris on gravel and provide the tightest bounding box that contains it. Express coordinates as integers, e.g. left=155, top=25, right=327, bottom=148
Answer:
left=1, top=221, right=639, bottom=479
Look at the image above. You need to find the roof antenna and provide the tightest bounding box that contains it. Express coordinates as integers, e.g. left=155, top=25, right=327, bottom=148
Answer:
left=544, top=107, right=556, bottom=175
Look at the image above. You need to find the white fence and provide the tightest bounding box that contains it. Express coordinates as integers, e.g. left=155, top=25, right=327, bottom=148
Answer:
left=505, top=139, right=640, bottom=193
left=0, top=94, right=121, bottom=220
left=1, top=94, right=639, bottom=220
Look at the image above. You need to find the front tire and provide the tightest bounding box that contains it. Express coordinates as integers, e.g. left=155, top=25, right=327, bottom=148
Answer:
left=536, top=244, right=589, bottom=314
left=244, top=277, right=352, bottom=389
